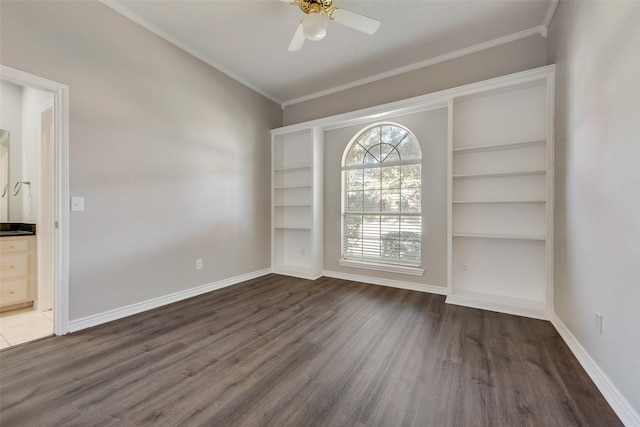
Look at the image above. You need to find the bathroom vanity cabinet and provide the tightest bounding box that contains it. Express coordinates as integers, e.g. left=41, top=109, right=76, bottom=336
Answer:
left=0, top=235, right=37, bottom=309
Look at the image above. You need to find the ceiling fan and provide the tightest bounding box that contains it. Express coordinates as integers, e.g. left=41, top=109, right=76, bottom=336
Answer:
left=281, top=0, right=381, bottom=51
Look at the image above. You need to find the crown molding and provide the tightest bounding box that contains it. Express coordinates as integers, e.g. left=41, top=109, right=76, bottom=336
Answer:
left=98, top=1, right=552, bottom=112
left=542, top=0, right=560, bottom=36
left=280, top=25, right=547, bottom=108
left=98, top=0, right=283, bottom=105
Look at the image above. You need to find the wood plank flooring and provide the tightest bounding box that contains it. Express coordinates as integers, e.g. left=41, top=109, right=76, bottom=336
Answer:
left=0, top=274, right=621, bottom=426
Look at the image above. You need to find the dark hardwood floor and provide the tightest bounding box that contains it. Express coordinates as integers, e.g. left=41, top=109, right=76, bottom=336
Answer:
left=0, top=274, right=621, bottom=426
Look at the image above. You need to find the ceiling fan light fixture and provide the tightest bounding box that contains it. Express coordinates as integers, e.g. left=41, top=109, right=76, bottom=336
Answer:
left=283, top=0, right=380, bottom=51
left=302, top=13, right=327, bottom=41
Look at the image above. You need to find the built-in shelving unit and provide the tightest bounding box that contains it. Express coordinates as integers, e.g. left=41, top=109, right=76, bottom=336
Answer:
left=270, top=65, right=554, bottom=319
left=447, top=71, right=554, bottom=319
left=271, top=128, right=323, bottom=279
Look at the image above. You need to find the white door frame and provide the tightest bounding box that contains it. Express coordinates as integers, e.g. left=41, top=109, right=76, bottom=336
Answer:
left=1, top=65, right=70, bottom=335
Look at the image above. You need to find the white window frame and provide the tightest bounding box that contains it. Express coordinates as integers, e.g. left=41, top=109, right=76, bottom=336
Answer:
left=340, top=122, right=424, bottom=276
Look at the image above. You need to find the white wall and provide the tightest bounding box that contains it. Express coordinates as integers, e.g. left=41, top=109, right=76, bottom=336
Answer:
left=0, top=80, right=23, bottom=221
left=323, top=109, right=448, bottom=289
left=0, top=1, right=282, bottom=321
left=548, top=0, right=640, bottom=419
left=20, top=86, right=53, bottom=224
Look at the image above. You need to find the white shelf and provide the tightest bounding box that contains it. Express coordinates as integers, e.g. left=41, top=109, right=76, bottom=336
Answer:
left=274, top=225, right=312, bottom=230
left=453, top=174, right=546, bottom=202
left=274, top=184, right=312, bottom=190
left=453, top=170, right=546, bottom=180
left=275, top=165, right=311, bottom=172
left=449, top=289, right=546, bottom=310
left=453, top=200, right=545, bottom=204
left=272, top=265, right=317, bottom=280
left=453, top=139, right=545, bottom=154
left=446, top=291, right=548, bottom=320
left=453, top=232, right=546, bottom=241
left=274, top=187, right=312, bottom=206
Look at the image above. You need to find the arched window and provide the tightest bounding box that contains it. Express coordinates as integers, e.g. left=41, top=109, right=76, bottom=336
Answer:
left=342, top=123, right=422, bottom=267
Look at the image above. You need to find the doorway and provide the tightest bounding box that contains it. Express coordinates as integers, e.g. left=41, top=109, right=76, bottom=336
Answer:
left=0, top=65, right=69, bottom=345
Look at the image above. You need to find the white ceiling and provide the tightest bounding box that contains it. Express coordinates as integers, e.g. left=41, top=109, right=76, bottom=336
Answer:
left=104, top=0, right=556, bottom=107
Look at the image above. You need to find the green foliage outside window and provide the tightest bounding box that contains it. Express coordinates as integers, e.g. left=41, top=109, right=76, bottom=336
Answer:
left=342, top=123, right=422, bottom=266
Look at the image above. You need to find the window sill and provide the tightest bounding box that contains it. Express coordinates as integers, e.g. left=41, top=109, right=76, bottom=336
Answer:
left=339, top=259, right=424, bottom=276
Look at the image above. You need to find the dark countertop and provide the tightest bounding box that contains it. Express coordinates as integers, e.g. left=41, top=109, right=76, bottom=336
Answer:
left=0, top=223, right=36, bottom=237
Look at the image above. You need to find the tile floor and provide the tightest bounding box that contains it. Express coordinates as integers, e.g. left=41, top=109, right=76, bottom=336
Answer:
left=0, top=308, right=53, bottom=349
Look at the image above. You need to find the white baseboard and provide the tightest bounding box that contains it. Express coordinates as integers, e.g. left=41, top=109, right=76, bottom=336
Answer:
left=551, top=313, right=640, bottom=427
left=322, top=269, right=447, bottom=295
left=68, top=268, right=272, bottom=333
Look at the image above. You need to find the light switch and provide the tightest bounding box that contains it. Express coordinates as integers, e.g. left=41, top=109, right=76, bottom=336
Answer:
left=71, top=196, right=85, bottom=212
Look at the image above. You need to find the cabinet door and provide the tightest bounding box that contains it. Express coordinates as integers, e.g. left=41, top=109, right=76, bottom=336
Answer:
left=0, top=238, right=30, bottom=254
left=0, top=254, right=30, bottom=280
left=0, top=279, right=29, bottom=307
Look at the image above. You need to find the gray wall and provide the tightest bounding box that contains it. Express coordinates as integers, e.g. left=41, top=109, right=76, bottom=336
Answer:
left=283, top=35, right=547, bottom=125
left=1, top=1, right=282, bottom=320
left=548, top=1, right=640, bottom=415
left=324, top=109, right=448, bottom=288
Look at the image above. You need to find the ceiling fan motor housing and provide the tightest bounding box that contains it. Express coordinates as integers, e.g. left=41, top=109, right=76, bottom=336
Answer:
left=294, top=0, right=336, bottom=17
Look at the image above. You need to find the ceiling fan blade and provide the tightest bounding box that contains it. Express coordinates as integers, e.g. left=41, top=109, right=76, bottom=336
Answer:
left=288, top=22, right=306, bottom=51
left=332, top=8, right=380, bottom=35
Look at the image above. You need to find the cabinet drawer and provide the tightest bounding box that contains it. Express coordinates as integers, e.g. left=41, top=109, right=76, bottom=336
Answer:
left=0, top=254, right=29, bottom=280
left=0, top=278, right=29, bottom=307
left=0, top=239, right=30, bottom=254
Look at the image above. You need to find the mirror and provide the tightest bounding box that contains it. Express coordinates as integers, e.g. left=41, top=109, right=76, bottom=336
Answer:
left=0, top=129, right=8, bottom=222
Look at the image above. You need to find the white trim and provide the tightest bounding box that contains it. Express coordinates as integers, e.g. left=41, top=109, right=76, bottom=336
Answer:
left=98, top=0, right=281, bottom=105
left=551, top=313, right=640, bottom=427
left=339, top=259, right=424, bottom=276
left=545, top=72, right=556, bottom=314
left=37, top=102, right=54, bottom=313
left=0, top=65, right=70, bottom=336
left=323, top=270, right=445, bottom=295
left=281, top=26, right=546, bottom=108
left=446, top=99, right=454, bottom=298
left=542, top=0, right=560, bottom=36
left=68, top=268, right=271, bottom=333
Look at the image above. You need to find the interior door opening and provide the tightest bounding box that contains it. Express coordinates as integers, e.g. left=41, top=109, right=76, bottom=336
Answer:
left=0, top=65, right=70, bottom=344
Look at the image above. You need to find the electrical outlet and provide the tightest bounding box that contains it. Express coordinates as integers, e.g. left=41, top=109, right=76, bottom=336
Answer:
left=595, top=312, right=602, bottom=334
left=196, top=259, right=203, bottom=270
left=300, top=248, right=305, bottom=255
left=461, top=264, right=468, bottom=272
